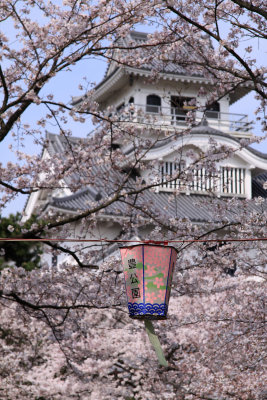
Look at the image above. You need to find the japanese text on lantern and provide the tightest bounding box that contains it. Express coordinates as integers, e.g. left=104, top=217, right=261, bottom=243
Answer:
left=128, top=258, right=140, bottom=299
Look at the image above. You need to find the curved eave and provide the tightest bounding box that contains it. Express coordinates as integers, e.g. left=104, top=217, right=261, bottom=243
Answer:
left=142, top=131, right=267, bottom=171
left=72, top=68, right=127, bottom=106
left=92, top=66, right=213, bottom=105
left=39, top=204, right=78, bottom=219
left=85, top=65, right=252, bottom=106
left=127, top=66, right=209, bottom=83
left=40, top=197, right=218, bottom=225
left=39, top=203, right=132, bottom=224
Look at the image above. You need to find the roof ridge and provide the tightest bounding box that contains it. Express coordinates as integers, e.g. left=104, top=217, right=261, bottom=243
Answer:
left=52, top=187, right=93, bottom=203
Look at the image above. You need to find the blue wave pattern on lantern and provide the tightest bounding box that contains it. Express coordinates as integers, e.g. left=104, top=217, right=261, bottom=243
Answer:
left=128, top=302, right=168, bottom=317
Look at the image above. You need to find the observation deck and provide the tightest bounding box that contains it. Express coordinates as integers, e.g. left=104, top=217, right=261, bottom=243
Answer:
left=110, top=104, right=252, bottom=138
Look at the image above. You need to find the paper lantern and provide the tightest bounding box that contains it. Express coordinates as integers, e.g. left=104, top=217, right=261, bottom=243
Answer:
left=120, top=244, right=178, bottom=320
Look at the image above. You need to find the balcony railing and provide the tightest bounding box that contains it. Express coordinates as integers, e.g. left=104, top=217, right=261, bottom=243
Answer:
left=112, top=104, right=252, bottom=132
left=160, top=162, right=246, bottom=196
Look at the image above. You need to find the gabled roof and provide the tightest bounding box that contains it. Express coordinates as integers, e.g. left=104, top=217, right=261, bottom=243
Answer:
left=105, top=30, right=206, bottom=80
left=71, top=30, right=251, bottom=107
left=38, top=129, right=267, bottom=224
left=88, top=30, right=251, bottom=106
left=124, top=121, right=267, bottom=168
left=45, top=132, right=87, bottom=156
left=44, top=182, right=267, bottom=224
left=49, top=189, right=219, bottom=223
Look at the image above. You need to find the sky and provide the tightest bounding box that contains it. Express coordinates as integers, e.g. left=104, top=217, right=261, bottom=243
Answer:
left=1, top=56, right=107, bottom=216
left=1, top=21, right=266, bottom=217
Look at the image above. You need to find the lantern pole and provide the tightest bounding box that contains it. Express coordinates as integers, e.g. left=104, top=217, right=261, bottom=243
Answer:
left=144, top=320, right=168, bottom=367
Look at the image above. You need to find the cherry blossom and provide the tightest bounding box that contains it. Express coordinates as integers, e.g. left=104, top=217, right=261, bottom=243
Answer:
left=0, top=1, right=266, bottom=399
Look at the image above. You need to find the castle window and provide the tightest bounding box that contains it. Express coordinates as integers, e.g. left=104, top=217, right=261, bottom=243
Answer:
left=189, top=168, right=215, bottom=192
left=160, top=162, right=246, bottom=196
left=161, top=161, right=185, bottom=189
left=205, top=101, right=220, bottom=119
left=146, top=94, right=161, bottom=113
left=171, top=96, right=195, bottom=122
left=220, top=167, right=245, bottom=195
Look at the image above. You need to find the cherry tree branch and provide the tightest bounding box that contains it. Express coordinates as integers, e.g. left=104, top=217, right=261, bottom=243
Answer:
left=230, top=0, right=267, bottom=19
left=164, top=1, right=266, bottom=99
left=0, top=290, right=121, bottom=311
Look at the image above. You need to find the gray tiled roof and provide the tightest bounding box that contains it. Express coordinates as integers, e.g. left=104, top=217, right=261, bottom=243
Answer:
left=50, top=189, right=213, bottom=223
left=131, top=32, right=205, bottom=77
left=45, top=132, right=87, bottom=155
left=73, top=31, right=251, bottom=107
left=104, top=31, right=209, bottom=79
left=48, top=186, right=267, bottom=224
left=43, top=132, right=267, bottom=223
left=124, top=122, right=267, bottom=161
